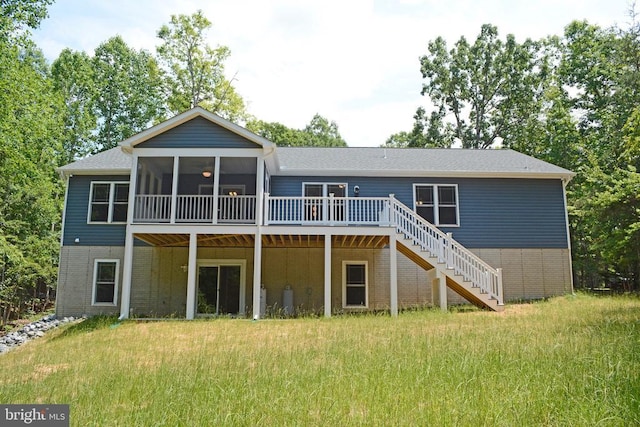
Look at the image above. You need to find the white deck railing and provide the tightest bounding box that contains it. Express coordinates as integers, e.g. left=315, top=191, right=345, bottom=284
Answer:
left=264, top=194, right=390, bottom=225
left=176, top=195, right=214, bottom=222
left=132, top=192, right=502, bottom=304
left=134, top=195, right=172, bottom=223
left=390, top=196, right=503, bottom=304
left=133, top=195, right=256, bottom=223
left=218, top=195, right=256, bottom=223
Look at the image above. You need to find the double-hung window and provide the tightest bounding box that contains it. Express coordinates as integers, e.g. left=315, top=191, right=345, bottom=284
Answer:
left=343, top=261, right=368, bottom=308
left=92, top=259, right=119, bottom=305
left=88, top=182, right=129, bottom=223
left=414, top=184, right=459, bottom=226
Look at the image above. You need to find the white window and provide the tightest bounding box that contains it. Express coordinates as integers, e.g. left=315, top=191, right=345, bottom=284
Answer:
left=92, top=259, right=119, bottom=305
left=342, top=261, right=368, bottom=308
left=302, top=182, right=347, bottom=197
left=88, top=182, right=129, bottom=223
left=413, top=184, right=459, bottom=226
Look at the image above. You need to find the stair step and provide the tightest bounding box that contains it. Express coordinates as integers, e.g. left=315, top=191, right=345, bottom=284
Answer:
left=396, top=232, right=502, bottom=312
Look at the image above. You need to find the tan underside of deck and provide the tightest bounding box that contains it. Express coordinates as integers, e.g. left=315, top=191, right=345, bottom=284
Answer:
left=134, top=233, right=389, bottom=249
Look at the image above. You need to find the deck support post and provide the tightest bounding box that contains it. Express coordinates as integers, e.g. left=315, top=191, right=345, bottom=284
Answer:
left=119, top=228, right=134, bottom=319
left=211, top=156, right=220, bottom=225
left=324, top=233, right=332, bottom=318
left=432, top=269, right=447, bottom=312
left=185, top=232, right=197, bottom=320
left=389, top=232, right=398, bottom=317
left=252, top=228, right=262, bottom=320
left=255, top=158, right=264, bottom=226
left=170, top=156, right=179, bottom=224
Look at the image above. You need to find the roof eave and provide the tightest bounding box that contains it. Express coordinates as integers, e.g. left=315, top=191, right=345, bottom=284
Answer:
left=56, top=168, right=131, bottom=178
left=276, top=168, right=575, bottom=180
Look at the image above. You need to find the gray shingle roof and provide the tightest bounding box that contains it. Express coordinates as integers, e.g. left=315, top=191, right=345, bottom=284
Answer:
left=57, top=147, right=131, bottom=175
left=57, top=146, right=573, bottom=180
left=276, top=147, right=574, bottom=178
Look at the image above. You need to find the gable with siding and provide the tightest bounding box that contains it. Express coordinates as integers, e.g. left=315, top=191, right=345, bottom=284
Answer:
left=136, top=116, right=261, bottom=149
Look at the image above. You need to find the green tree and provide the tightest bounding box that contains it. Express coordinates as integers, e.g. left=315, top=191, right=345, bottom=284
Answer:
left=303, top=114, right=347, bottom=147
left=393, top=24, right=545, bottom=149
left=246, top=120, right=308, bottom=146
left=0, top=40, right=63, bottom=323
left=384, top=106, right=453, bottom=148
left=157, top=10, right=247, bottom=121
left=92, top=36, right=165, bottom=151
left=248, top=114, right=348, bottom=147
left=51, top=48, right=97, bottom=163
left=0, top=0, right=53, bottom=41
left=558, top=21, right=627, bottom=166
left=558, top=16, right=640, bottom=290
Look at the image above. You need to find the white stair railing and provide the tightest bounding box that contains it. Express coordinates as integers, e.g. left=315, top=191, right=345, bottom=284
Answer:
left=389, top=195, right=503, bottom=304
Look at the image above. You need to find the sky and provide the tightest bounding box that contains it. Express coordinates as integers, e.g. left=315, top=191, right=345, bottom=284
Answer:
left=33, top=0, right=632, bottom=147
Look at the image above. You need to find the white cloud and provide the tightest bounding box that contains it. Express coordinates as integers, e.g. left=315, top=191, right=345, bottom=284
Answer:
left=33, top=0, right=630, bottom=146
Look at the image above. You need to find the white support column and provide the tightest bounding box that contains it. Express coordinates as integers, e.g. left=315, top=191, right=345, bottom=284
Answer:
left=126, top=153, right=139, bottom=224
left=432, top=269, right=447, bottom=312
left=263, top=193, right=270, bottom=225
left=185, top=232, right=197, bottom=320
left=389, top=232, right=398, bottom=317
left=252, top=229, right=263, bottom=319
left=212, top=156, right=220, bottom=225
left=255, top=158, right=265, bottom=226
left=170, top=156, right=180, bottom=224
left=497, top=268, right=504, bottom=306
left=119, top=228, right=134, bottom=319
left=324, top=233, right=332, bottom=318
left=328, top=193, right=334, bottom=226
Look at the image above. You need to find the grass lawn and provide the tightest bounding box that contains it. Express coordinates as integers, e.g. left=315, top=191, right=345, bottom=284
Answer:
left=0, top=293, right=639, bottom=426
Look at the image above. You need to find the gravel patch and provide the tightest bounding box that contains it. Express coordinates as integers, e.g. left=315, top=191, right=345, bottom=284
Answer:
left=0, top=315, right=80, bottom=354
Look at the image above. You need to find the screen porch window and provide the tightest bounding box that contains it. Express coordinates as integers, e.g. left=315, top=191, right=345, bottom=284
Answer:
left=92, top=260, right=119, bottom=305
left=89, top=182, right=129, bottom=223
left=343, top=261, right=368, bottom=308
left=414, top=184, right=459, bottom=226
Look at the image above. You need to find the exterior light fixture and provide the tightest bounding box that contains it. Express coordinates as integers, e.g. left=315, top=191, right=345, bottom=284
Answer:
left=202, top=168, right=212, bottom=178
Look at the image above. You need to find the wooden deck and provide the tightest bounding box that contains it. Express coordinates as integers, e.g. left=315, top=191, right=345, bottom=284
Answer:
left=135, top=233, right=389, bottom=249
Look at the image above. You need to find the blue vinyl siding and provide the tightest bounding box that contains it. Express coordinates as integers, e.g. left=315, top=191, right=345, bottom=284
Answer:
left=271, top=176, right=568, bottom=249
left=63, top=175, right=129, bottom=246
left=137, top=117, right=259, bottom=149
left=64, top=173, right=568, bottom=248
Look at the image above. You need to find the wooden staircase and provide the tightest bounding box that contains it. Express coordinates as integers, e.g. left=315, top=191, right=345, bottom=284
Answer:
left=390, top=197, right=504, bottom=312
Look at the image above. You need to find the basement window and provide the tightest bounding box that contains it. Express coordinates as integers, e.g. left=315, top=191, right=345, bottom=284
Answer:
left=343, top=261, right=368, bottom=308
left=92, top=259, right=119, bottom=305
